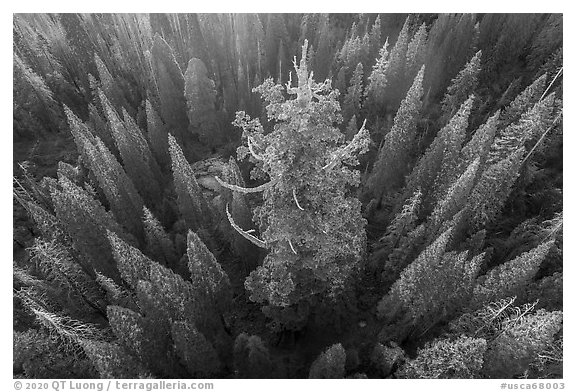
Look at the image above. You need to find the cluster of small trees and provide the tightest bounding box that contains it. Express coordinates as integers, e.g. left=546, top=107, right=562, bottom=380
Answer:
left=14, top=13, right=562, bottom=379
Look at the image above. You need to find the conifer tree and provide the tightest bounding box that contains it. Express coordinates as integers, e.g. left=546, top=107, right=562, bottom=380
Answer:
left=233, top=333, right=274, bottom=378
left=87, top=102, right=116, bottom=156
left=385, top=17, right=410, bottom=107
left=472, top=240, right=555, bottom=307
left=99, top=90, right=162, bottom=207
left=80, top=340, right=147, bottom=378
left=143, top=206, right=178, bottom=271
left=107, top=230, right=154, bottom=290
left=65, top=106, right=144, bottom=239
left=429, top=157, right=481, bottom=228
left=405, top=23, right=428, bottom=80
left=168, top=135, right=212, bottom=231
left=334, top=67, right=347, bottom=97
left=145, top=99, right=170, bottom=169
left=404, top=95, right=473, bottom=209
left=364, top=38, right=390, bottom=116
left=94, top=53, right=130, bottom=117
left=50, top=175, right=131, bottom=282
left=149, top=33, right=189, bottom=143
left=460, top=110, right=500, bottom=170
left=171, top=320, right=221, bottom=377
left=441, top=50, right=482, bottom=122
left=186, top=230, right=232, bottom=315
left=398, top=336, right=487, bottom=378
left=468, top=148, right=524, bottom=230
left=488, top=93, right=556, bottom=165
left=342, top=62, right=364, bottom=123
left=500, top=73, right=547, bottom=128
left=106, top=305, right=177, bottom=377
left=483, top=309, right=562, bottom=378
left=379, top=226, right=483, bottom=328
left=309, top=343, right=347, bottom=379
left=13, top=52, right=64, bottom=137
left=30, top=238, right=107, bottom=313
left=225, top=41, right=370, bottom=329
left=367, top=15, right=382, bottom=62
left=184, top=58, right=220, bottom=147
left=367, top=66, right=424, bottom=199
left=371, top=189, right=421, bottom=271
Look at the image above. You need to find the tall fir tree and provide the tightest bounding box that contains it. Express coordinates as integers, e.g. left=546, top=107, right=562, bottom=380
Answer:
left=441, top=50, right=482, bottom=122
left=468, top=148, right=525, bottom=230
left=168, top=135, right=212, bottom=231
left=499, top=73, right=548, bottom=128
left=64, top=105, right=144, bottom=240
left=145, top=99, right=170, bottom=169
left=184, top=58, right=220, bottom=147
left=405, top=23, right=428, bottom=81
left=99, top=90, right=162, bottom=208
left=489, top=93, right=556, bottom=165
left=149, top=33, right=189, bottom=144
left=364, top=38, right=390, bottom=116
left=404, top=95, right=474, bottom=210
left=309, top=343, right=347, bottom=379
left=367, top=65, right=425, bottom=200
left=342, top=62, right=364, bottom=123
left=472, top=240, right=555, bottom=307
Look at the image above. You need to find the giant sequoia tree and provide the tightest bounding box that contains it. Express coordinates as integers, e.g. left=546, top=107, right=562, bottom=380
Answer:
left=218, top=40, right=371, bottom=329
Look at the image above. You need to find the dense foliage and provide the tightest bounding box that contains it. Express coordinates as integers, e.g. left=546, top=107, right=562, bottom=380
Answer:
left=13, top=13, right=562, bottom=379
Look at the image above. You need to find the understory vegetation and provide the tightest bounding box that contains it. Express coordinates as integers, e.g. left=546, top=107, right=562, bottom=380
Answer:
left=13, top=13, right=562, bottom=379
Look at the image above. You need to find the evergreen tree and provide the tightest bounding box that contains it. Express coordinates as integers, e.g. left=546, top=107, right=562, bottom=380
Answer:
left=65, top=106, right=144, bottom=239
left=364, top=38, right=390, bottom=116
left=186, top=230, right=232, bottom=315
left=13, top=52, right=64, bottom=137
left=309, top=343, right=347, bottom=379
left=94, top=53, right=130, bottom=117
left=50, top=175, right=131, bottom=282
left=489, top=93, right=556, bottom=165
left=483, top=309, right=562, bottom=378
left=149, top=33, right=189, bottom=144
left=472, top=240, right=555, bottom=307
left=313, top=14, right=332, bottom=81
left=342, top=62, right=364, bottom=123
left=441, top=50, right=482, bottom=122
left=107, top=230, right=154, bottom=290
left=429, top=157, right=481, bottom=228
left=379, top=225, right=483, bottom=329
left=367, top=66, right=424, bottom=199
left=385, top=16, right=411, bottom=107
left=168, top=134, right=212, bottom=231
left=80, top=340, right=146, bottom=379
left=404, top=95, right=473, bottom=209
left=405, top=22, right=428, bottom=80
left=233, top=333, right=274, bottom=378
left=99, top=90, right=162, bottom=207
left=184, top=58, right=220, bottom=147
left=468, top=148, right=524, bottom=230
left=460, top=110, right=500, bottom=170
left=398, top=336, right=487, bottom=378
left=171, top=320, right=221, bottom=377
left=499, top=73, right=547, bottom=128
left=371, top=189, right=421, bottom=273
left=143, top=206, right=178, bottom=271
left=228, top=41, right=370, bottom=329
left=145, top=99, right=170, bottom=169
left=367, top=15, right=382, bottom=63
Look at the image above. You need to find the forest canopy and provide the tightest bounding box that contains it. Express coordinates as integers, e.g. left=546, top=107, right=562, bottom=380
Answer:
left=13, top=13, right=562, bottom=379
